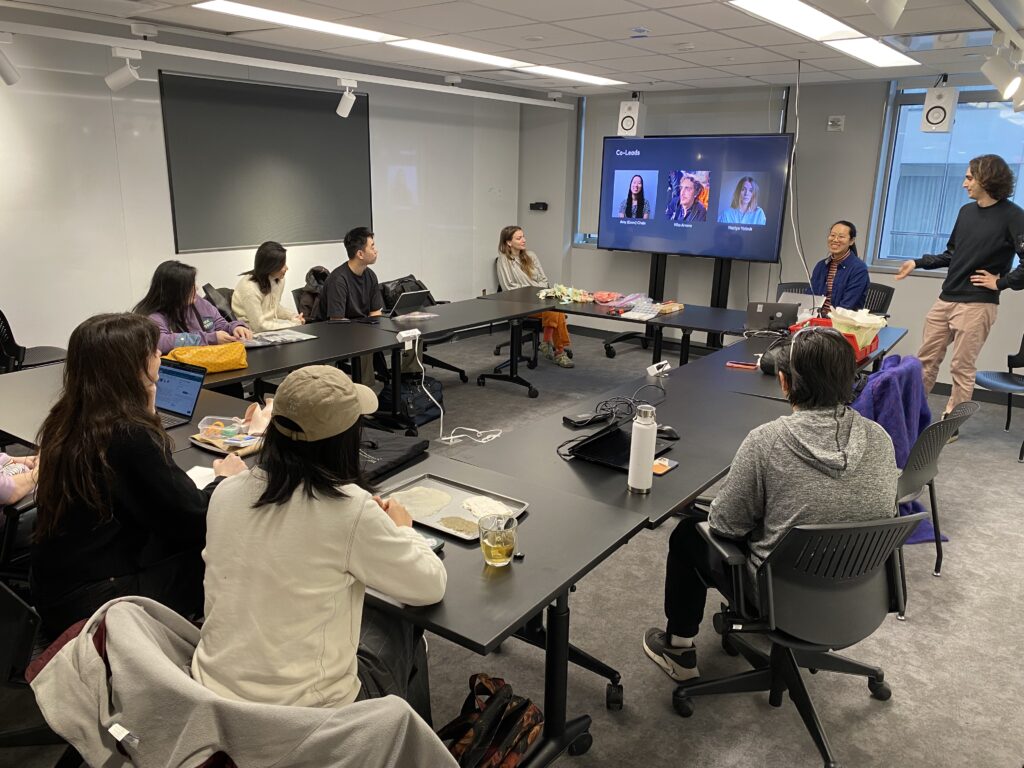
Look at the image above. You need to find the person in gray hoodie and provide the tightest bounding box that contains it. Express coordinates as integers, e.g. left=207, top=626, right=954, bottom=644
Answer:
left=644, top=327, right=899, bottom=682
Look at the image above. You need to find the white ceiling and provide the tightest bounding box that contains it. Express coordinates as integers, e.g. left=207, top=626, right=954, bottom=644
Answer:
left=8, top=0, right=1006, bottom=93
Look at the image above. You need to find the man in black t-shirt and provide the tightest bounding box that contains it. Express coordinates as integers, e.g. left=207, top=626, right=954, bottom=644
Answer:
left=315, top=227, right=384, bottom=322
left=896, top=154, right=1024, bottom=434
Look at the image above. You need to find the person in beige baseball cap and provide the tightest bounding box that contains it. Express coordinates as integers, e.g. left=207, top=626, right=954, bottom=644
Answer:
left=193, top=365, right=447, bottom=721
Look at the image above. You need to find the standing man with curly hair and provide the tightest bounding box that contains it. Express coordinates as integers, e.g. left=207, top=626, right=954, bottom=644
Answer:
left=896, top=154, right=1024, bottom=439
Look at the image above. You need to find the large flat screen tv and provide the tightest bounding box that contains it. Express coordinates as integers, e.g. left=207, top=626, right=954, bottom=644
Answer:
left=597, top=134, right=793, bottom=263
left=159, top=73, right=372, bottom=253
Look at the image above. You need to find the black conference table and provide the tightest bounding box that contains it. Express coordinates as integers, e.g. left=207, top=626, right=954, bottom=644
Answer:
left=374, top=298, right=559, bottom=397
left=481, top=287, right=748, bottom=366
left=0, top=362, right=249, bottom=451
left=453, top=359, right=790, bottom=528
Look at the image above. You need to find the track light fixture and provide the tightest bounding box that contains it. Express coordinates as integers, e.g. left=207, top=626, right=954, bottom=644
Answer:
left=105, top=47, right=142, bottom=92
left=336, top=78, right=357, bottom=118
left=0, top=32, right=20, bottom=86
left=981, top=35, right=1021, bottom=100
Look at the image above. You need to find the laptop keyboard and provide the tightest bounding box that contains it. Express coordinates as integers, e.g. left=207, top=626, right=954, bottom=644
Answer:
left=159, top=412, right=187, bottom=429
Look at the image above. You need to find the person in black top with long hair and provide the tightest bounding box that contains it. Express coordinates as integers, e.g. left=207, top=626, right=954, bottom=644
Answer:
left=32, top=313, right=245, bottom=637
left=618, top=174, right=650, bottom=220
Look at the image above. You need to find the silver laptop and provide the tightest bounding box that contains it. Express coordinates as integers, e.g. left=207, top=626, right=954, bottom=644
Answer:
left=387, top=289, right=435, bottom=317
left=745, top=302, right=799, bottom=331
left=155, top=359, right=206, bottom=429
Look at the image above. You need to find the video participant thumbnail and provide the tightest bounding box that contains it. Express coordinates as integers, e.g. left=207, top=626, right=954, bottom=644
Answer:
left=664, top=170, right=710, bottom=223
left=717, top=173, right=768, bottom=226
left=612, top=170, right=658, bottom=220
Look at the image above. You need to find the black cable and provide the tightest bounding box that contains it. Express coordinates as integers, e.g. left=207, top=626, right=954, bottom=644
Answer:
left=556, top=380, right=667, bottom=461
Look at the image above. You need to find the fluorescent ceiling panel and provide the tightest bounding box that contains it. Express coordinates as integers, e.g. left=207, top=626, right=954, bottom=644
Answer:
left=728, top=0, right=860, bottom=42
left=519, top=66, right=625, bottom=86
left=193, top=1, right=401, bottom=43
left=824, top=37, right=920, bottom=67
left=388, top=39, right=530, bottom=69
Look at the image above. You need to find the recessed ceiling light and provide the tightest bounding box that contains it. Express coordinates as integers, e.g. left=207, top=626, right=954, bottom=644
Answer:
left=674, top=42, right=695, bottom=51
left=388, top=39, right=530, bottom=68
left=728, top=0, right=860, bottom=42
left=630, top=27, right=650, bottom=38
left=824, top=37, right=919, bottom=67
left=193, top=1, right=401, bottom=43
left=523, top=35, right=545, bottom=42
left=519, top=66, right=626, bottom=86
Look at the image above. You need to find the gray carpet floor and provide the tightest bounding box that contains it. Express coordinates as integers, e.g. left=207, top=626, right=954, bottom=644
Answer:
left=5, top=329, right=1024, bottom=768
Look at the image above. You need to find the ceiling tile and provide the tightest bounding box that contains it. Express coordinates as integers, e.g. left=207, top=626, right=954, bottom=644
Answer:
left=680, top=75, right=761, bottom=88
left=840, top=7, right=987, bottom=36
left=692, top=47, right=788, bottom=66
left=530, top=40, right=652, bottom=61
left=462, top=23, right=599, bottom=49
left=385, top=56, right=511, bottom=71
left=594, top=53, right=692, bottom=72
left=311, top=0, right=456, bottom=11
left=470, top=0, right=647, bottom=22
left=553, top=11, right=702, bottom=41
left=840, top=65, right=937, bottom=79
left=723, top=25, right=809, bottom=47
left=341, top=13, right=456, bottom=38
left=912, top=48, right=988, bottom=66
left=373, top=2, right=533, bottom=33
left=622, top=30, right=747, bottom=54
left=327, top=42, right=435, bottom=60
left=642, top=65, right=737, bottom=80
left=661, top=3, right=763, bottom=30
left=754, top=71, right=851, bottom=84
left=480, top=49, right=570, bottom=65
left=719, top=60, right=820, bottom=75
left=629, top=0, right=712, bottom=8
left=628, top=80, right=696, bottom=90
left=767, top=42, right=847, bottom=60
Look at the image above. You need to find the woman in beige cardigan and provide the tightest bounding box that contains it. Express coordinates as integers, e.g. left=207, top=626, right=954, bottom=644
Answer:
left=232, top=241, right=305, bottom=332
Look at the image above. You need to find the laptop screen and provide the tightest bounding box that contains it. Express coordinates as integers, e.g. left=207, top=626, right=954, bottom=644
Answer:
left=155, top=360, right=206, bottom=418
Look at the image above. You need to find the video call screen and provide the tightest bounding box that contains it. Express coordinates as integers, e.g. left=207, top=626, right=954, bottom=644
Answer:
left=597, top=134, right=793, bottom=263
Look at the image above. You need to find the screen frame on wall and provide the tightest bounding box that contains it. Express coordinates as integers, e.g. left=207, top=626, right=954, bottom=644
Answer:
left=596, top=133, right=793, bottom=264
left=159, top=71, right=373, bottom=254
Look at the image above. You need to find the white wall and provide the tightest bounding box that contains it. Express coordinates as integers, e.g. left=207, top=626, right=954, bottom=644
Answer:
left=0, top=34, right=520, bottom=348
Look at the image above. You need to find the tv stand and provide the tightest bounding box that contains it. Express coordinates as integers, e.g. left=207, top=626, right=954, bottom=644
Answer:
left=602, top=252, right=666, bottom=359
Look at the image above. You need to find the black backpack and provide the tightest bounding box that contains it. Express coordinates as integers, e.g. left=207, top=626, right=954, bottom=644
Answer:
left=377, top=373, right=443, bottom=426
left=379, top=274, right=430, bottom=313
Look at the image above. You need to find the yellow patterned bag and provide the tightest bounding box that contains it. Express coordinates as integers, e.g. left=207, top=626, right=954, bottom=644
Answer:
left=163, top=342, right=247, bottom=373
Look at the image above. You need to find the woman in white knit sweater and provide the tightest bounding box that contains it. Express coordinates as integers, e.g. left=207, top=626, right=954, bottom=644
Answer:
left=232, top=241, right=305, bottom=332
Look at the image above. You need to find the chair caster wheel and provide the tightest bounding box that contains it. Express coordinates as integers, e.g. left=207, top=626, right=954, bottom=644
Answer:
left=721, top=636, right=739, bottom=657
left=404, top=429, right=418, bottom=437
left=493, top=346, right=502, bottom=356
left=606, top=683, right=623, bottom=710
left=477, top=376, right=485, bottom=387
left=528, top=388, right=539, bottom=399
left=672, top=692, right=694, bottom=718
left=604, top=345, right=616, bottom=358
left=808, top=668, right=818, bottom=674
left=868, top=679, right=891, bottom=701
left=527, top=360, right=537, bottom=369
left=567, top=733, right=592, bottom=756
left=640, top=338, right=649, bottom=350
left=459, top=373, right=469, bottom=383
left=493, top=367, right=503, bottom=374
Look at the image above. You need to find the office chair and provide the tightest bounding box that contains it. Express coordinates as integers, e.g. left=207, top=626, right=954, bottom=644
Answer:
left=0, top=582, right=83, bottom=766
left=897, top=401, right=979, bottom=576
left=863, top=282, right=895, bottom=315
left=201, top=284, right=237, bottom=323
left=0, top=309, right=66, bottom=374
left=975, top=332, right=1024, bottom=462
left=775, top=282, right=812, bottom=299
left=378, top=277, right=468, bottom=383
left=673, top=514, right=925, bottom=768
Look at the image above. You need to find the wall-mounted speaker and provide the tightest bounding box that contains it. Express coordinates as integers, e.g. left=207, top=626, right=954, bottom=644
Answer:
left=921, top=87, right=956, bottom=133
left=617, top=100, right=646, bottom=137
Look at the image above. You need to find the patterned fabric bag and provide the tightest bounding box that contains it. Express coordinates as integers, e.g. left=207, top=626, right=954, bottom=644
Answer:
left=163, top=342, right=247, bottom=373
left=436, top=674, right=544, bottom=768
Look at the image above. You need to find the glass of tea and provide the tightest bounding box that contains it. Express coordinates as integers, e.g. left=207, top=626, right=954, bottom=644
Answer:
left=479, top=514, right=517, bottom=567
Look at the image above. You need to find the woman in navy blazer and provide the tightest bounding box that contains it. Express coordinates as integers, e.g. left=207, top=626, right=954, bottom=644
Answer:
left=811, top=220, right=869, bottom=314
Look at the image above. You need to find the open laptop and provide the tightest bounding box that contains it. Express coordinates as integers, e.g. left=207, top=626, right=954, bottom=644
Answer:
left=155, top=359, right=206, bottom=429
left=387, top=289, right=435, bottom=318
left=568, top=418, right=673, bottom=472
left=745, top=301, right=799, bottom=332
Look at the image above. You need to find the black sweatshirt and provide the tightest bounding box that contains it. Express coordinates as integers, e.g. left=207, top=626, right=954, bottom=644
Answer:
left=31, top=426, right=223, bottom=634
left=915, top=199, right=1024, bottom=304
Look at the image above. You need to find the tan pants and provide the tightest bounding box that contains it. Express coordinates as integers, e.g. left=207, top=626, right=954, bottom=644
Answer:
left=917, top=298, right=998, bottom=414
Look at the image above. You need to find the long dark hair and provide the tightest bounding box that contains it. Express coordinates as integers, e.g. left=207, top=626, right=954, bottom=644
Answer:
left=830, top=220, right=858, bottom=257
left=134, top=260, right=198, bottom=332
left=242, top=241, right=287, bottom=296
left=625, top=174, right=646, bottom=218
left=35, top=313, right=171, bottom=541
left=253, top=417, right=368, bottom=507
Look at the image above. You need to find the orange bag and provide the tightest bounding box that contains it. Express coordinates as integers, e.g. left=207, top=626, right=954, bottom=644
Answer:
left=163, top=341, right=247, bottom=373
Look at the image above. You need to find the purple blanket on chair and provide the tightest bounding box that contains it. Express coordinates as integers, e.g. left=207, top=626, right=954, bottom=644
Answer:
left=852, top=355, right=943, bottom=545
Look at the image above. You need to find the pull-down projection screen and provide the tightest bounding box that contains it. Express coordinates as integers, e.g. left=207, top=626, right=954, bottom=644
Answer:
left=159, top=73, right=372, bottom=253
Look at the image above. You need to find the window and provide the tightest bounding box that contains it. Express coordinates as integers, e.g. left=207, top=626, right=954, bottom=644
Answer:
left=872, top=88, right=1024, bottom=265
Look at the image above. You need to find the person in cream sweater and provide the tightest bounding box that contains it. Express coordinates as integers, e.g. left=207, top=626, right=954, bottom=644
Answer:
left=231, top=241, right=304, bottom=332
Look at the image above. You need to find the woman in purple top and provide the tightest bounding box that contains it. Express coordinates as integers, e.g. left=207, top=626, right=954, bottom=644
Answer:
left=134, top=261, right=253, bottom=354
